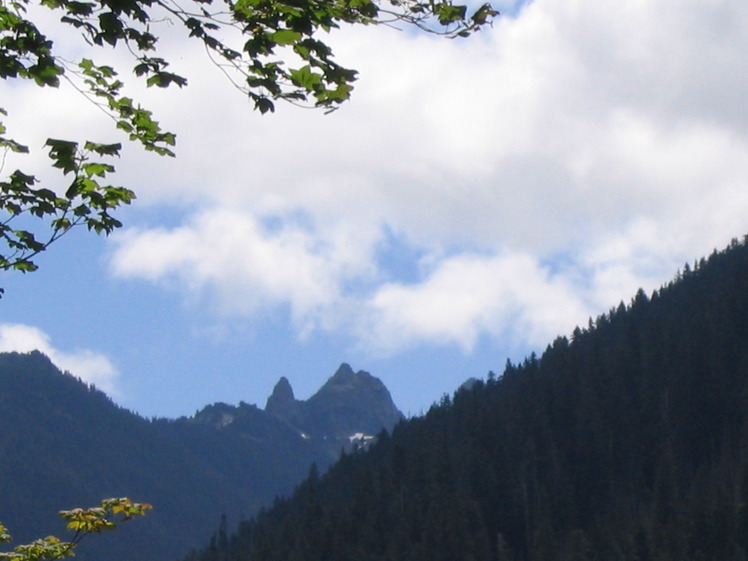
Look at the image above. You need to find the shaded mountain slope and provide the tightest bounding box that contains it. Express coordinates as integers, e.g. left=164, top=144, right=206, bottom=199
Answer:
left=0, top=355, right=401, bottom=561
left=189, top=236, right=748, bottom=561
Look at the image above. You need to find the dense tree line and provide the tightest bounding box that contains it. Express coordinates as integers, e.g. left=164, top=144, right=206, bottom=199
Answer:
left=188, top=236, right=748, bottom=561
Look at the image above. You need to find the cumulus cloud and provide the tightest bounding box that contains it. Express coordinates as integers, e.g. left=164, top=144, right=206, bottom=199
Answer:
left=359, top=252, right=590, bottom=354
left=0, top=324, right=121, bottom=396
left=110, top=208, right=380, bottom=332
left=94, top=0, right=748, bottom=354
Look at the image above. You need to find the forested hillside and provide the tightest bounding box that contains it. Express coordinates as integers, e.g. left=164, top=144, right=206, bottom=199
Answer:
left=0, top=355, right=400, bottom=561
left=189, top=236, right=748, bottom=561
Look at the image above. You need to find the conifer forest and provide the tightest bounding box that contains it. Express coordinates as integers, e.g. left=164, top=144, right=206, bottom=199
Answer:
left=187, top=237, right=748, bottom=561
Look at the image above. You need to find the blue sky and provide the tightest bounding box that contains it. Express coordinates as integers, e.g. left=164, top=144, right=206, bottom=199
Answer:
left=2, top=0, right=748, bottom=419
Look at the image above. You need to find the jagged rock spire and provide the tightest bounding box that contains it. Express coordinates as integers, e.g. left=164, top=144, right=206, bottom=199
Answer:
left=265, top=376, right=301, bottom=422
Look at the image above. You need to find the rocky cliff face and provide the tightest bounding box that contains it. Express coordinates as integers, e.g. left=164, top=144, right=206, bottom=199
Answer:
left=265, top=376, right=303, bottom=426
left=194, top=363, right=403, bottom=456
left=302, top=363, right=404, bottom=439
left=263, top=363, right=404, bottom=455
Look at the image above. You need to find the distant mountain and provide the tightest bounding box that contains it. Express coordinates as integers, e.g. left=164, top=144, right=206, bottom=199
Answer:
left=196, top=363, right=403, bottom=459
left=266, top=363, right=403, bottom=452
left=265, top=376, right=302, bottom=425
left=0, top=355, right=401, bottom=561
left=184, top=236, right=748, bottom=561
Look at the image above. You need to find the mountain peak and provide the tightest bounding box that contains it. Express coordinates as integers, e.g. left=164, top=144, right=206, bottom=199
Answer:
left=332, top=363, right=355, bottom=380
left=269, top=376, right=295, bottom=402
left=265, top=376, right=300, bottom=421
left=305, top=364, right=403, bottom=439
left=263, top=363, right=402, bottom=447
left=326, top=362, right=374, bottom=390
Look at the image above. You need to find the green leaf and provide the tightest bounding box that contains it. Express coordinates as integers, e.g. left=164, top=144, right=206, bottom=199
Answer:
left=0, top=523, right=11, bottom=543
left=434, top=2, right=467, bottom=25
left=271, top=29, right=302, bottom=46
left=0, top=138, right=29, bottom=153
left=81, top=162, right=114, bottom=177
left=45, top=139, right=79, bottom=175
left=83, top=141, right=121, bottom=156
left=12, top=260, right=39, bottom=273
left=289, top=65, right=322, bottom=90
left=145, top=72, right=187, bottom=88
left=28, top=62, right=63, bottom=87
left=254, top=96, right=275, bottom=114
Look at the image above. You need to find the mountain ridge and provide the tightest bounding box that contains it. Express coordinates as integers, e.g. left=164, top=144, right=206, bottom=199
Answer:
left=0, top=354, right=402, bottom=561
left=263, top=363, right=404, bottom=444
left=195, top=362, right=404, bottom=457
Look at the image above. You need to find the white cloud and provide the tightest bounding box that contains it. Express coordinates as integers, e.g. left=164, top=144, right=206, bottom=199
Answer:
left=20, top=0, right=747, bottom=354
left=110, top=208, right=380, bottom=332
left=0, top=324, right=121, bottom=396
left=359, top=252, right=590, bottom=354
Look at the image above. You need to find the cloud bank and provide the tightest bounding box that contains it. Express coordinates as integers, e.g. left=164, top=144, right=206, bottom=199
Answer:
left=15, top=0, right=747, bottom=356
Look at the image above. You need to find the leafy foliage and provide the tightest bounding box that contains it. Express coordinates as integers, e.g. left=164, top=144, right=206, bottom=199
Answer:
left=0, top=131, right=135, bottom=281
left=0, top=498, right=150, bottom=561
left=0, top=0, right=496, bottom=289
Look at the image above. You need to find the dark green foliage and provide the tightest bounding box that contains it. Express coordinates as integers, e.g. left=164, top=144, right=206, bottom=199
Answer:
left=188, top=236, right=748, bottom=561
left=0, top=130, right=135, bottom=280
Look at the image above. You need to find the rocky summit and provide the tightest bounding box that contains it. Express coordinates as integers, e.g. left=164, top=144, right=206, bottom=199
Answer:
left=265, top=363, right=404, bottom=453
